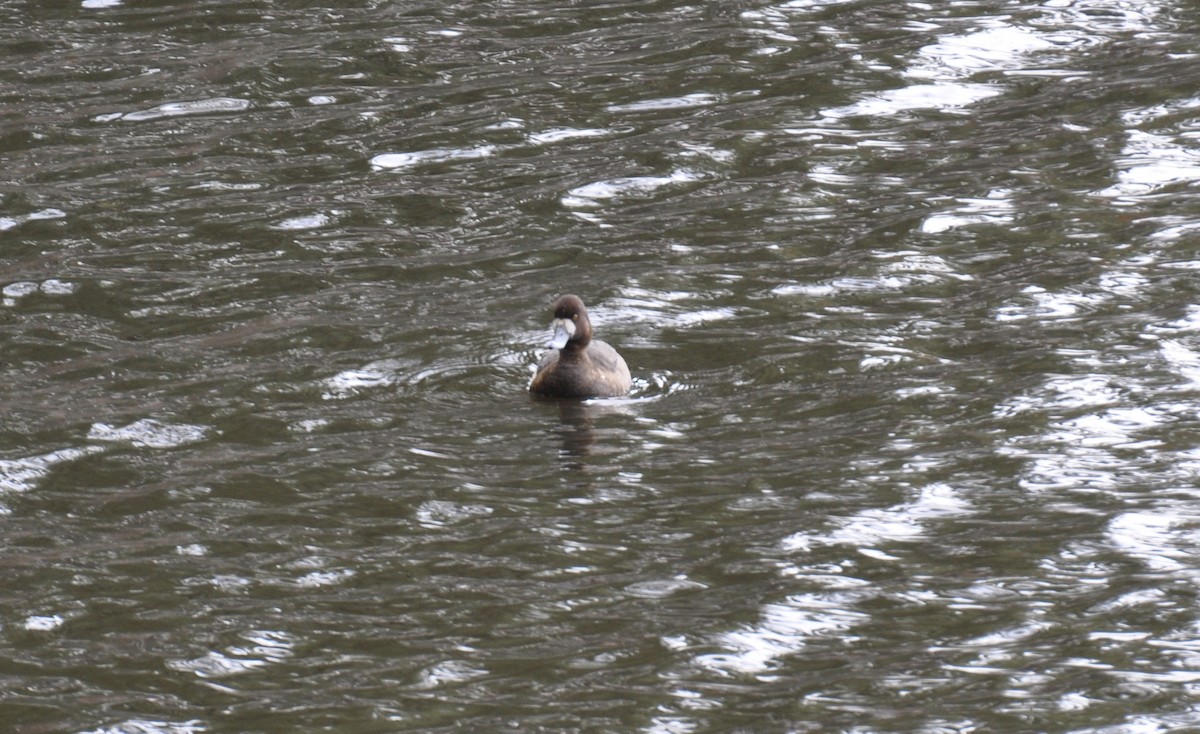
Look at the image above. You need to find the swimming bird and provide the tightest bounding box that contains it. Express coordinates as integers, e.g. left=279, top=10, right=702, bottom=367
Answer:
left=530, top=295, right=631, bottom=398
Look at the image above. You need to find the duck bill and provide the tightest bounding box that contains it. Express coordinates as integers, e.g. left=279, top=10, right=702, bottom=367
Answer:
left=547, top=318, right=575, bottom=349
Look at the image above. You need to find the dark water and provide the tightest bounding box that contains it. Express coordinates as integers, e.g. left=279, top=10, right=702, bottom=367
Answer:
left=5, top=0, right=1200, bottom=731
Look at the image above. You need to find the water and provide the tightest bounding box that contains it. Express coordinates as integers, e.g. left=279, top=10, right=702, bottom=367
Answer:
left=4, top=0, right=1200, bottom=731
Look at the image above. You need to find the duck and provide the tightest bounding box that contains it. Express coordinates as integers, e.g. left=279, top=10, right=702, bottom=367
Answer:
left=530, top=294, right=631, bottom=399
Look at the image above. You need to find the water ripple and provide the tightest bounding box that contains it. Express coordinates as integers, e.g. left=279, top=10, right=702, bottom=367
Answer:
left=0, top=447, right=104, bottom=495
left=414, top=499, right=495, bottom=528
left=1106, top=511, right=1200, bottom=574
left=696, top=590, right=871, bottom=677
left=0, top=207, right=66, bottom=231
left=413, top=659, right=488, bottom=689
left=79, top=721, right=207, bottom=734
left=369, top=145, right=498, bottom=171
left=87, top=419, right=210, bottom=449
left=95, top=97, right=251, bottom=123
left=822, top=83, right=1003, bottom=119
left=4, top=0, right=1199, bottom=730
left=167, top=630, right=296, bottom=679
left=920, top=190, right=1015, bottom=234
left=606, top=93, right=722, bottom=113
left=561, top=170, right=708, bottom=225
left=781, top=483, right=970, bottom=554
left=1095, top=128, right=1200, bottom=202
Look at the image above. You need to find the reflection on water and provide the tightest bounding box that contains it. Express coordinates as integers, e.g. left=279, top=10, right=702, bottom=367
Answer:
left=5, top=0, right=1200, bottom=731
left=549, top=400, right=599, bottom=467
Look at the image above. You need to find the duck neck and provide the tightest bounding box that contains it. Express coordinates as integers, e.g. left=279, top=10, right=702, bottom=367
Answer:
left=559, top=340, right=587, bottom=360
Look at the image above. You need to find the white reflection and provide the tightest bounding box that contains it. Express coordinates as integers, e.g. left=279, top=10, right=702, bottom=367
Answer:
left=321, top=366, right=396, bottom=399
left=1159, top=340, right=1200, bottom=387
left=24, top=614, right=65, bottom=631
left=3, top=282, right=38, bottom=301
left=822, top=82, right=1002, bottom=119
left=1013, top=449, right=1126, bottom=493
left=168, top=649, right=269, bottom=677
left=878, top=250, right=974, bottom=280
left=292, top=569, right=356, bottom=588
left=168, top=630, right=295, bottom=679
left=606, top=93, right=720, bottom=113
left=677, top=142, right=734, bottom=163
left=272, top=212, right=336, bottom=230
left=1148, top=220, right=1200, bottom=242
left=1043, top=407, right=1165, bottom=449
left=414, top=659, right=488, bottom=689
left=562, top=171, right=705, bottom=226
left=369, top=145, right=497, bottom=171
left=414, top=499, right=494, bottom=528
left=1089, top=589, right=1168, bottom=615
left=697, top=592, right=869, bottom=676
left=959, top=621, right=1054, bottom=652
left=996, top=374, right=1122, bottom=417
left=383, top=36, right=412, bottom=52
left=773, top=249, right=971, bottom=297
left=1092, top=94, right=1200, bottom=199
left=1040, top=0, right=1165, bottom=35
left=740, top=0, right=862, bottom=35
left=921, top=190, right=1015, bottom=233
left=609, top=284, right=739, bottom=334
left=95, top=97, right=250, bottom=123
left=526, top=127, right=612, bottom=145
left=1106, top=512, right=1200, bottom=573
left=41, top=278, right=76, bottom=295
left=776, top=0, right=855, bottom=8
left=994, top=263, right=1149, bottom=323
left=0, top=207, right=66, bottom=231
left=78, top=720, right=207, bottom=734
left=87, top=419, right=209, bottom=449
left=1064, top=709, right=1200, bottom=732
left=1094, top=129, right=1200, bottom=202
left=1002, top=369, right=1166, bottom=492
left=644, top=715, right=699, bottom=734
left=1147, top=307, right=1200, bottom=335
left=625, top=577, right=707, bottom=598
left=561, top=170, right=703, bottom=208
left=993, top=285, right=1098, bottom=322
left=661, top=569, right=874, bottom=699
left=781, top=483, right=968, bottom=552
left=907, top=26, right=1059, bottom=80
left=0, top=447, right=104, bottom=494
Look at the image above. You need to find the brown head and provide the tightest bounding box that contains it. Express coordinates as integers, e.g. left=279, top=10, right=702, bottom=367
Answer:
left=547, top=294, right=593, bottom=350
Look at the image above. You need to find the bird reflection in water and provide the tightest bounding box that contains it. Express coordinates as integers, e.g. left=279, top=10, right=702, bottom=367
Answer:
left=538, top=398, right=635, bottom=472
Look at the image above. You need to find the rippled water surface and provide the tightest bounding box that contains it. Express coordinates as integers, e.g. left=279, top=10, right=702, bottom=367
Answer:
left=6, top=0, right=1200, bottom=731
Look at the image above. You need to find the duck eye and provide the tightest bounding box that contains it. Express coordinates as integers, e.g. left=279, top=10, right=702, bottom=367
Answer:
left=572, top=314, right=578, bottom=320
